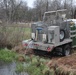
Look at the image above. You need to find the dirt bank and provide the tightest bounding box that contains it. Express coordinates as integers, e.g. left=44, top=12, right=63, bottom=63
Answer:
left=47, top=53, right=76, bottom=75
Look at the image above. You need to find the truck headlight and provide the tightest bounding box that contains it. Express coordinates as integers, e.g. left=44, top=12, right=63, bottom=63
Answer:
left=31, top=33, right=35, bottom=39
left=42, top=34, right=46, bottom=42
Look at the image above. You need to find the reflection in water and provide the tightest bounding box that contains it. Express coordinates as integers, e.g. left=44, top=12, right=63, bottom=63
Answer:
left=0, top=62, right=28, bottom=75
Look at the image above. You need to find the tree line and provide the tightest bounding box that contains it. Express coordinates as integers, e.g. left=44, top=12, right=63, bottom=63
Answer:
left=0, top=0, right=76, bottom=23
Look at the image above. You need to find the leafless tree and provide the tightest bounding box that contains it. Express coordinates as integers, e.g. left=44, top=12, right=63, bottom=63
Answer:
left=0, top=0, right=28, bottom=23
left=0, top=0, right=76, bottom=22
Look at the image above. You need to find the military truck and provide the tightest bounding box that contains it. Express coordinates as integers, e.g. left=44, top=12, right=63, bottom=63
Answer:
left=22, top=9, right=76, bottom=56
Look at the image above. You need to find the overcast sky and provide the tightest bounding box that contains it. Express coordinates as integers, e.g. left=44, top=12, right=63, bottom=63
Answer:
left=25, top=0, right=35, bottom=8
left=24, top=0, right=76, bottom=8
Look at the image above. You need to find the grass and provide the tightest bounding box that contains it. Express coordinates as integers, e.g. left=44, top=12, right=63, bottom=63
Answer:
left=15, top=55, right=52, bottom=75
left=24, top=55, right=55, bottom=75
left=5, top=27, right=31, bottom=40
left=1, top=48, right=75, bottom=75
left=16, top=55, right=76, bottom=75
left=15, top=62, right=26, bottom=73
left=0, top=48, right=17, bottom=62
left=23, top=28, right=31, bottom=39
left=0, top=25, right=31, bottom=47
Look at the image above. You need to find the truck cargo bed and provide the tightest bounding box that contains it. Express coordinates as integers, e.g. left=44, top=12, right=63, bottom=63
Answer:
left=33, top=39, right=72, bottom=51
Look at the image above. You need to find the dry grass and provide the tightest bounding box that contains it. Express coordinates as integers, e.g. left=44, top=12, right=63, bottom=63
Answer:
left=47, top=53, right=76, bottom=75
left=0, top=23, right=31, bottom=48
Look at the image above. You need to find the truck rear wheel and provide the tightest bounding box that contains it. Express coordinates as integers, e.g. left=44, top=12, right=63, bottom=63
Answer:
left=60, top=30, right=65, bottom=41
left=62, top=45, right=71, bottom=56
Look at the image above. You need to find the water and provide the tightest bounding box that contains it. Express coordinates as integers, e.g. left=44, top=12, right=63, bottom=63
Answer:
left=0, top=62, right=28, bottom=75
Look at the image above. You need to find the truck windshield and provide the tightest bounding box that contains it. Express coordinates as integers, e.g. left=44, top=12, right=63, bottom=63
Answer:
left=43, top=9, right=67, bottom=25
left=43, top=12, right=56, bottom=25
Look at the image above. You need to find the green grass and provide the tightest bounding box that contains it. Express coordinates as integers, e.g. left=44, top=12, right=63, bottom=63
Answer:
left=15, top=55, right=52, bottom=75
left=0, top=48, right=17, bottom=62
left=25, top=56, right=52, bottom=75
left=15, top=62, right=26, bottom=73
left=4, top=27, right=31, bottom=40
left=23, top=28, right=31, bottom=39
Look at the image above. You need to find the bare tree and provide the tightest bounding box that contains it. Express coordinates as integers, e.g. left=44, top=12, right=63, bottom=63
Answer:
left=0, top=0, right=28, bottom=23
left=0, top=0, right=76, bottom=22
left=33, top=0, right=50, bottom=21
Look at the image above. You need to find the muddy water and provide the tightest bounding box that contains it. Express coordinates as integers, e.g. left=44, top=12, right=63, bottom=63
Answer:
left=0, top=62, right=28, bottom=75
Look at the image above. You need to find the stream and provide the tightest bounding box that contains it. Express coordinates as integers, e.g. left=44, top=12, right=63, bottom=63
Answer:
left=0, top=62, right=28, bottom=75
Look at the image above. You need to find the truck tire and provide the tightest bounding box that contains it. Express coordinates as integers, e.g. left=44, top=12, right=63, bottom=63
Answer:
left=60, top=29, right=65, bottom=41
left=62, top=45, right=71, bottom=56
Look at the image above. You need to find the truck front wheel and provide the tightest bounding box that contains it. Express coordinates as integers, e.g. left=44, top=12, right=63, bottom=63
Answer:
left=63, top=45, right=71, bottom=56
